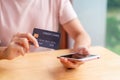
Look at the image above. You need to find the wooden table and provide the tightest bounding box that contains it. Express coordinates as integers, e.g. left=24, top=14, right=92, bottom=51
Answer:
left=0, top=46, right=120, bottom=80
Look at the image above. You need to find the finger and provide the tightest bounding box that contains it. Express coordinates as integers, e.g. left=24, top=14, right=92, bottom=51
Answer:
left=15, top=44, right=25, bottom=56
left=59, top=57, right=68, bottom=62
left=67, top=59, right=84, bottom=69
left=6, top=43, right=25, bottom=60
left=60, top=58, right=72, bottom=65
left=59, top=58, right=78, bottom=68
left=16, top=33, right=39, bottom=47
left=83, top=49, right=89, bottom=55
left=67, top=58, right=84, bottom=64
left=77, top=47, right=89, bottom=55
left=14, top=38, right=29, bottom=52
left=81, top=48, right=89, bottom=55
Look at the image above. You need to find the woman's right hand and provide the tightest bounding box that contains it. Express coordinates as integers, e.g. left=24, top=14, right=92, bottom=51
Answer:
left=2, top=33, right=39, bottom=60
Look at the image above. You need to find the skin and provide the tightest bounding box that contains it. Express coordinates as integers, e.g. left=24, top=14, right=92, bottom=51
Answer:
left=59, top=18, right=91, bottom=69
left=0, top=33, right=39, bottom=60
left=0, top=18, right=91, bottom=69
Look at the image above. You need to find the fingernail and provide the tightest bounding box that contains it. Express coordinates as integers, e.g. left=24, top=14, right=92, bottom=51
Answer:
left=36, top=44, right=39, bottom=47
left=64, top=58, right=68, bottom=62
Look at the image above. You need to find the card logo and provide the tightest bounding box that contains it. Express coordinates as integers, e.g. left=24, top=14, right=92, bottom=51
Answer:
left=33, top=33, right=39, bottom=39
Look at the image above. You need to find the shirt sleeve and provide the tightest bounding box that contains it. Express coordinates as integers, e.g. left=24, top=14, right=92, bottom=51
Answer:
left=59, top=0, right=77, bottom=25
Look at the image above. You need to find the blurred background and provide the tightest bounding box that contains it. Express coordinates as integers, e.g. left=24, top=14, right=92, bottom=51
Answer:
left=106, top=0, right=120, bottom=55
left=68, top=0, right=120, bottom=55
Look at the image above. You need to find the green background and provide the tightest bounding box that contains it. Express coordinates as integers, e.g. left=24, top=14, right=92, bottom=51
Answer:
left=106, top=0, right=120, bottom=55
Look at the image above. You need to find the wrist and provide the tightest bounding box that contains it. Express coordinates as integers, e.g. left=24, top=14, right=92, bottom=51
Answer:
left=74, top=44, right=89, bottom=50
left=0, top=47, right=8, bottom=59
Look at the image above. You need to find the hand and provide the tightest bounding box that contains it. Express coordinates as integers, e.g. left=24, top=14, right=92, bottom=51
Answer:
left=59, top=57, right=84, bottom=69
left=75, top=45, right=90, bottom=56
left=2, top=33, right=39, bottom=60
left=59, top=46, right=90, bottom=69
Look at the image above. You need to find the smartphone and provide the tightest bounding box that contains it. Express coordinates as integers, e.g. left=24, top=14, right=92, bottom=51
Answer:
left=57, top=53, right=100, bottom=62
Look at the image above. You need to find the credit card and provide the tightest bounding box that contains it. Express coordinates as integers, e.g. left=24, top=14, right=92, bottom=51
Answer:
left=33, top=28, right=61, bottom=49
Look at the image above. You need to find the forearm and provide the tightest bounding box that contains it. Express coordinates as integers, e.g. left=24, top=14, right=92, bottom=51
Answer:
left=73, top=32, right=91, bottom=49
left=63, top=18, right=91, bottom=49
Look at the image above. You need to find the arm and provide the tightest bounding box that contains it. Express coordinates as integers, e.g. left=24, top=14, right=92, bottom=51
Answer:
left=59, top=18, right=91, bottom=69
left=63, top=18, right=91, bottom=51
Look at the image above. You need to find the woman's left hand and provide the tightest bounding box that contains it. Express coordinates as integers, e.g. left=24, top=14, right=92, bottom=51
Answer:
left=59, top=46, right=90, bottom=69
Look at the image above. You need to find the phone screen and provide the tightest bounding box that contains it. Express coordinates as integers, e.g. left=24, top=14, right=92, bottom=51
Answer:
left=58, top=53, right=100, bottom=62
left=60, top=53, right=87, bottom=59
